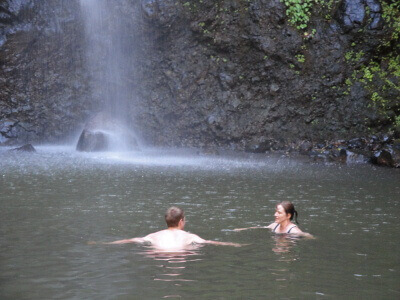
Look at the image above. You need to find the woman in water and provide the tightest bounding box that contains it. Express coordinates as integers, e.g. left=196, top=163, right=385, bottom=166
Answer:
left=235, top=201, right=312, bottom=237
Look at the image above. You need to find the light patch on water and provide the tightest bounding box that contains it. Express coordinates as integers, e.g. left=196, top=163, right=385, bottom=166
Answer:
left=90, top=150, right=271, bottom=170
left=0, top=145, right=302, bottom=172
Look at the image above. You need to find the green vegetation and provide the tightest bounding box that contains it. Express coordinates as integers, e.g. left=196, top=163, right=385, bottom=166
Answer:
left=279, top=0, right=340, bottom=30
left=345, top=50, right=365, bottom=63
left=347, top=55, right=399, bottom=123
left=395, top=115, right=400, bottom=127
left=295, top=54, right=305, bottom=63
left=280, top=0, right=315, bottom=30
left=382, top=1, right=400, bottom=44
left=342, top=1, right=400, bottom=128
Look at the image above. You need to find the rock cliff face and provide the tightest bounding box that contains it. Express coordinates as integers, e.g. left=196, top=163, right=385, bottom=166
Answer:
left=0, top=0, right=91, bottom=144
left=135, top=0, right=399, bottom=151
left=0, top=0, right=399, bottom=152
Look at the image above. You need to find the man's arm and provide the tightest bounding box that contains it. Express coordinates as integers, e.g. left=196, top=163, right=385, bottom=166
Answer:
left=234, top=226, right=269, bottom=231
left=105, top=237, right=147, bottom=244
left=88, top=236, right=150, bottom=245
left=204, top=240, right=244, bottom=247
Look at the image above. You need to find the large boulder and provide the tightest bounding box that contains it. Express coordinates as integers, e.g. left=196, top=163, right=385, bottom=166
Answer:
left=374, top=147, right=400, bottom=168
left=336, top=0, right=383, bottom=32
left=76, top=113, right=139, bottom=152
left=76, top=130, right=108, bottom=152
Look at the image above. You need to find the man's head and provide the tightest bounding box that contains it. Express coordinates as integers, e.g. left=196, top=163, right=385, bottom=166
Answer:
left=165, top=207, right=185, bottom=228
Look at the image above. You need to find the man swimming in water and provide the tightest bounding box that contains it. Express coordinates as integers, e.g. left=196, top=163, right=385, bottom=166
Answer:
left=103, top=207, right=242, bottom=251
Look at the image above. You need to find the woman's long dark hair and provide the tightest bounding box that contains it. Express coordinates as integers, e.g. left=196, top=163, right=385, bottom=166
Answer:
left=278, top=201, right=299, bottom=224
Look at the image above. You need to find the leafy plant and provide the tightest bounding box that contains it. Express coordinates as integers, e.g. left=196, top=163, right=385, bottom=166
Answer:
left=395, top=115, right=400, bottom=127
left=296, top=54, right=305, bottom=63
left=382, top=1, right=400, bottom=43
left=348, top=56, right=399, bottom=119
left=280, top=0, right=315, bottom=30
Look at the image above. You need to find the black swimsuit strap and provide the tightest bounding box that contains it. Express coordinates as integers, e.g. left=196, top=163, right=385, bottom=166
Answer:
left=274, top=224, right=297, bottom=233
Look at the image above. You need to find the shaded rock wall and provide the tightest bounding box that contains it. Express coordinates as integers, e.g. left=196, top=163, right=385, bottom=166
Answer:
left=0, top=0, right=399, bottom=151
left=134, top=0, right=399, bottom=150
left=0, top=0, right=91, bottom=144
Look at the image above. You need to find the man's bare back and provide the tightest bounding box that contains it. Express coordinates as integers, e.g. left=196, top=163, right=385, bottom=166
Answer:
left=141, top=229, right=205, bottom=251
left=100, top=207, right=242, bottom=251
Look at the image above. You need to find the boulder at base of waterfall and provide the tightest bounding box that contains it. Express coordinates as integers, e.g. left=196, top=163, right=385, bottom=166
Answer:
left=10, top=144, right=36, bottom=152
left=75, top=113, right=139, bottom=152
left=76, top=130, right=108, bottom=152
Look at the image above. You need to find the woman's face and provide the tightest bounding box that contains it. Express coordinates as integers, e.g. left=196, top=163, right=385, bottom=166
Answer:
left=274, top=205, right=291, bottom=224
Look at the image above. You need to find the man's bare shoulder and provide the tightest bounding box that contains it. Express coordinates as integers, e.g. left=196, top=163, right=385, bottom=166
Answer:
left=143, top=229, right=169, bottom=240
left=186, top=232, right=206, bottom=244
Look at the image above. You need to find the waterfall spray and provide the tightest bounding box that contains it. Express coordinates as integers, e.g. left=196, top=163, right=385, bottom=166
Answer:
left=78, top=0, right=139, bottom=151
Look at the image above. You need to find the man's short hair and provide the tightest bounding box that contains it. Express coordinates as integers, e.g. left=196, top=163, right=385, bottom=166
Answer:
left=165, top=207, right=184, bottom=227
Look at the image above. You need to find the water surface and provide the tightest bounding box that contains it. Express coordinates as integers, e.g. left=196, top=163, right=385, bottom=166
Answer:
left=1, top=146, right=399, bottom=299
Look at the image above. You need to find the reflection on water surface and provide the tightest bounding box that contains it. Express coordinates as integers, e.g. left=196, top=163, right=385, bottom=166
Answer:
left=0, top=146, right=399, bottom=299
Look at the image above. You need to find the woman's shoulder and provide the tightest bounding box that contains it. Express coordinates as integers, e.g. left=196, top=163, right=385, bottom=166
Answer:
left=287, top=226, right=315, bottom=238
left=287, top=225, right=302, bottom=233
left=267, top=223, right=278, bottom=229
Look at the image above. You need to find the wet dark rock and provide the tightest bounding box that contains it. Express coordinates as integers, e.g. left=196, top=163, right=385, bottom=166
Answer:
left=76, top=113, right=139, bottom=152
left=348, top=138, right=365, bottom=149
left=0, top=119, right=17, bottom=138
left=393, top=140, right=400, bottom=151
left=0, top=2, right=17, bottom=25
left=336, top=0, right=384, bottom=31
left=309, top=150, right=329, bottom=163
left=76, top=129, right=108, bottom=152
left=365, top=0, right=384, bottom=30
left=141, top=0, right=179, bottom=26
left=270, top=83, right=280, bottom=93
left=336, top=0, right=366, bottom=31
left=374, top=149, right=393, bottom=167
left=326, top=147, right=346, bottom=163
left=141, top=0, right=157, bottom=18
left=299, top=141, right=313, bottom=154
left=245, top=137, right=275, bottom=153
left=373, top=146, right=400, bottom=168
left=295, top=135, right=400, bottom=167
left=345, top=150, right=368, bottom=164
left=381, top=134, right=391, bottom=143
left=219, top=72, right=235, bottom=89
left=330, top=147, right=347, bottom=157
left=10, top=143, right=36, bottom=152
left=368, top=12, right=384, bottom=30
left=365, top=0, right=381, bottom=12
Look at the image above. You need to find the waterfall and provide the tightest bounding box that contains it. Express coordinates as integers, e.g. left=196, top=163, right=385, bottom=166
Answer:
left=78, top=0, right=139, bottom=151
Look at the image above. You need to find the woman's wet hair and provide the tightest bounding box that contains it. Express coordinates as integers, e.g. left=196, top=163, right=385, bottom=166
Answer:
left=278, top=201, right=299, bottom=224
left=165, top=206, right=184, bottom=227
